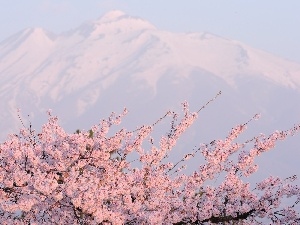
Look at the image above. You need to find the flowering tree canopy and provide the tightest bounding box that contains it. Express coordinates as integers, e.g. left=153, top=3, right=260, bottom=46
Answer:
left=0, top=93, right=299, bottom=224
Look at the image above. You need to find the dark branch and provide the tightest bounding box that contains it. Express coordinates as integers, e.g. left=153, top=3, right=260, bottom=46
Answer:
left=173, top=209, right=255, bottom=225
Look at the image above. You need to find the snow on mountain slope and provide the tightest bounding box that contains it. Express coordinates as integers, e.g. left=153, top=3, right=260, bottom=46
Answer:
left=1, top=11, right=299, bottom=100
left=170, top=32, right=300, bottom=87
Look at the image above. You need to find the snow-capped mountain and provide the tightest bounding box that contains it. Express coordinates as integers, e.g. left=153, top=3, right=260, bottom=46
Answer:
left=1, top=10, right=300, bottom=182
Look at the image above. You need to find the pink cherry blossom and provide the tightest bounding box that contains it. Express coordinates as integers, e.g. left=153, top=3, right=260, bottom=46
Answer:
left=0, top=95, right=299, bottom=224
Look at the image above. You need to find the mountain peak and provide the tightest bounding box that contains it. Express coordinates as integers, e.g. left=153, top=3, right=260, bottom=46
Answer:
left=20, top=27, right=56, bottom=42
left=99, top=10, right=127, bottom=22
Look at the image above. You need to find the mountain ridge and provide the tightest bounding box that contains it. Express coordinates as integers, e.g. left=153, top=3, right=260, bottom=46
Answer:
left=1, top=11, right=299, bottom=95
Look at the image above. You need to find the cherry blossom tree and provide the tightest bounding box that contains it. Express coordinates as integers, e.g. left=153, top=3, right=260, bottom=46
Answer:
left=0, top=92, right=299, bottom=224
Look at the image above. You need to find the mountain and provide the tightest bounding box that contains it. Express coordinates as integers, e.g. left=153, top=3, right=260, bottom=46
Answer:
left=0, top=10, right=300, bottom=183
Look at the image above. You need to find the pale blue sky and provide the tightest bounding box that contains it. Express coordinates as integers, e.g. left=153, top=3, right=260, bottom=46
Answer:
left=1, top=0, right=300, bottom=62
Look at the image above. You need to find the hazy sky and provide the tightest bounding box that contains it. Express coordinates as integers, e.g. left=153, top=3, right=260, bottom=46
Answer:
left=1, top=0, right=300, bottom=63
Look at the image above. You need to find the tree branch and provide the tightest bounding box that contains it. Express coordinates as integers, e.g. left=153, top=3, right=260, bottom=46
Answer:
left=174, top=209, right=255, bottom=224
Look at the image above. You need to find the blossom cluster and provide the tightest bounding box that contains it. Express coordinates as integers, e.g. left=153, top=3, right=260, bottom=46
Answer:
left=0, top=103, right=299, bottom=224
